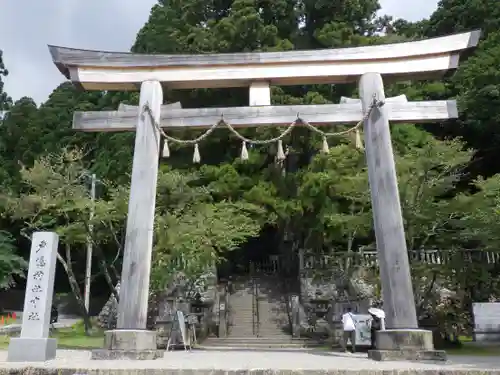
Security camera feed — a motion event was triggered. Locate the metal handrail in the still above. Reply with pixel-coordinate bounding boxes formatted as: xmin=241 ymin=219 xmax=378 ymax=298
xmin=215 ymin=282 xmax=231 ymax=338
xmin=252 ymin=277 xmax=260 ymax=337
xmin=249 ymin=262 xmax=260 ymax=337
xmin=224 ymin=283 xmax=231 ymax=337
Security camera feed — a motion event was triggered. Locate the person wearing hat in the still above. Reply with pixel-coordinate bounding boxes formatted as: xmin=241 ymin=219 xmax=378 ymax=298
xmin=368 ymin=306 xmax=385 ymax=350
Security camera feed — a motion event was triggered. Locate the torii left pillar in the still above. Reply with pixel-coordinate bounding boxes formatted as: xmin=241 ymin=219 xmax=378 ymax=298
xmin=92 ymin=80 xmax=163 ymax=360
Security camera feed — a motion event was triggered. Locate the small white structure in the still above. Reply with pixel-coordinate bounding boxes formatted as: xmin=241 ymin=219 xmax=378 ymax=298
xmin=473 ymin=302 xmax=500 ymax=342
xmin=353 ymin=314 xmax=372 ymax=346
xmin=8 ymin=232 xmax=59 ymax=362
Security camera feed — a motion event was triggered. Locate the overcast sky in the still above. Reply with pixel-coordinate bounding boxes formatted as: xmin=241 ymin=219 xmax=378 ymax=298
xmin=0 ymin=0 xmax=439 ymax=104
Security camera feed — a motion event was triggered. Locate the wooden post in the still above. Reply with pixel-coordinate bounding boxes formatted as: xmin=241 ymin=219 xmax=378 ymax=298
xmin=116 ymin=80 xmax=163 ymax=329
xmin=359 ymin=72 xmax=418 ymax=330
xmin=249 ymin=82 xmax=271 ymax=106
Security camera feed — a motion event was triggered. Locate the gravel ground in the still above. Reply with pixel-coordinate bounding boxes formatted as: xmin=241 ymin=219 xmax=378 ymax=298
xmin=0 ymin=349 xmax=499 ymax=373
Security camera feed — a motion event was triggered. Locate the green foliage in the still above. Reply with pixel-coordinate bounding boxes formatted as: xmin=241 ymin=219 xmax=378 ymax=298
xmin=297 ymin=145 xmax=371 ymax=251
xmin=426 ymin=0 xmax=499 ymax=38
xmin=397 ymin=135 xmax=473 ymax=249
xmin=0 ymin=230 xmax=27 ymax=289
xmin=0 ymin=50 xmax=11 ymax=112
xmin=5 ymin=149 xmax=116 ymax=245
xmin=3 ymin=149 xmax=128 ymax=327
xmin=151 ymin=169 xmax=264 ymax=292
xmin=453 ymin=32 xmax=500 ymax=155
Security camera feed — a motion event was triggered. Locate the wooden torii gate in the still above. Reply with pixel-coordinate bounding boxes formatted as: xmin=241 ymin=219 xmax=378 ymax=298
xmin=49 ymin=30 xmax=480 ymax=361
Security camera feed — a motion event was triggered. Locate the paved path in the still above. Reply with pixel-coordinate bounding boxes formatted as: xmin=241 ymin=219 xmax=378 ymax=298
xmin=0 ymin=349 xmax=499 ymax=373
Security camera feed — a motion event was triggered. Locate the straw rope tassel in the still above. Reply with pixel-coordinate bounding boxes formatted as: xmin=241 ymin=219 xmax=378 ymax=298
xmin=355 ymin=128 xmax=364 ymax=150
xmin=321 ymin=136 xmax=329 ymax=153
xmin=240 ymin=141 xmax=249 ymax=161
xmin=277 ymin=139 xmax=286 ymax=161
xmin=193 ymin=143 xmax=201 ymax=163
xmin=162 ymin=139 xmax=170 ymax=158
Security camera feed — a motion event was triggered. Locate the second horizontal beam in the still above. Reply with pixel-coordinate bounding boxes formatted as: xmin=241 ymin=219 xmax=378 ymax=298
xmin=73 ymin=101 xmax=458 ymax=132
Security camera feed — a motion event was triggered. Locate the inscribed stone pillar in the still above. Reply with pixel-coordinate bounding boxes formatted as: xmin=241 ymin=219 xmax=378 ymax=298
xmin=8 ymin=232 xmax=59 ymax=362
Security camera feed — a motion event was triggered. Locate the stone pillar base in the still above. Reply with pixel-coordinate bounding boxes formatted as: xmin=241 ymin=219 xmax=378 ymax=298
xmin=7 ymin=337 xmax=57 ymax=362
xmin=91 ymin=329 xmax=163 ymax=360
xmin=368 ymin=329 xmax=447 ymax=362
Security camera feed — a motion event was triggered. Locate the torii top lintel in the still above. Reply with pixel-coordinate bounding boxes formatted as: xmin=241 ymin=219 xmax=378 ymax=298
xmin=48 ymin=30 xmax=480 ymax=91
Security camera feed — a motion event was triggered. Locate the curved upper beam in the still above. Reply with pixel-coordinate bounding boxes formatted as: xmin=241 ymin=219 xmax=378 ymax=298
xmin=48 ymin=30 xmax=480 ymax=91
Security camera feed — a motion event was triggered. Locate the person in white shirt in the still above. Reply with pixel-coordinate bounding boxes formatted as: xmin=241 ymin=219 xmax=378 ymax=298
xmin=341 ymin=307 xmax=356 ymax=353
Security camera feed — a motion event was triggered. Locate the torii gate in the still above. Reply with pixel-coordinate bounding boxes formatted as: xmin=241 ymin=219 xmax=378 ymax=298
xmin=49 ymin=30 xmax=480 ymax=361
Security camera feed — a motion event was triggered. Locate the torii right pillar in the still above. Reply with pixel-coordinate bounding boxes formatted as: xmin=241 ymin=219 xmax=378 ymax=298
xmin=359 ymin=72 xmax=446 ymax=361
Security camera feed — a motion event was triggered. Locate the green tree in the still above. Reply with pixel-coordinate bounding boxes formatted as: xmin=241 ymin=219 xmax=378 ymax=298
xmin=417 ymin=0 xmax=500 ymax=177
xmin=0 ymin=50 xmax=11 ymax=111
xmin=452 ymin=32 xmax=500 ymax=177
xmin=5 ymin=149 xmax=128 ymax=332
xmin=151 ymin=168 xmax=265 ymax=294
xmin=0 ymin=50 xmax=13 ymax=191
xmin=0 ymin=230 xmax=27 ymax=290
xmin=426 ymin=0 xmax=499 ymax=38
xmin=396 ymin=131 xmax=473 ymax=250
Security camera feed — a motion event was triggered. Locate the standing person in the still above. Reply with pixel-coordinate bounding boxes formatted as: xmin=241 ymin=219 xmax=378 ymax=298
xmin=368 ymin=306 xmax=385 ymax=350
xmin=369 ymin=312 xmax=381 ymax=349
xmin=50 ymin=303 xmax=58 ymax=324
xmin=341 ymin=307 xmax=357 ymax=353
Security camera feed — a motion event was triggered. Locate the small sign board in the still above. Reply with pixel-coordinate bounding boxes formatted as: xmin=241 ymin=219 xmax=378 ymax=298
xmin=176 ymin=310 xmax=188 ymax=347
xmin=473 ymin=302 xmax=500 ymax=342
xmin=353 ymin=314 xmax=372 ymax=347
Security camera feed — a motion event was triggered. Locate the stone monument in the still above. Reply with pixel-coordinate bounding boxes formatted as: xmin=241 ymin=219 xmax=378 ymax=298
xmin=8 ymin=232 xmax=59 ymax=362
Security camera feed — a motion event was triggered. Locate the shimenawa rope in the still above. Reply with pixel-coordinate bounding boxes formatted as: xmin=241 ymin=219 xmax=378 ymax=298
xmin=143 ymin=96 xmax=383 ymax=163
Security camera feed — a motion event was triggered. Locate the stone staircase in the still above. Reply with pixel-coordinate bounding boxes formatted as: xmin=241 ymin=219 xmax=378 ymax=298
xmin=201 ymin=277 xmax=309 ymax=349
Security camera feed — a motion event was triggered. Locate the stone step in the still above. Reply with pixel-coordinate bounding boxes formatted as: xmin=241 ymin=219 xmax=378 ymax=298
xmin=230 ymin=325 xmax=286 ymax=331
xmin=204 ymin=338 xmax=298 ymax=345
xmin=230 ymin=323 xmax=283 ymax=327
xmin=229 ymin=332 xmax=289 ymax=337
xmin=229 ymin=329 xmax=287 ymax=334
xmin=229 ymin=325 xmax=284 ymax=328
xmin=231 ymin=311 xmax=284 ymax=315
xmin=230 ymin=323 xmax=286 ymax=328
xmin=199 ymin=338 xmax=314 ymax=349
xmin=203 ymin=337 xmax=296 ymax=346
xmin=229 ymin=333 xmax=289 ymax=338
xmin=196 ymin=345 xmax=313 ymax=351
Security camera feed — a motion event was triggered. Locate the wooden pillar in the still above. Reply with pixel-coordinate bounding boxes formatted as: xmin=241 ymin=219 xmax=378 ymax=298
xmin=249 ymin=81 xmax=271 ymax=106
xmin=117 ymin=80 xmax=163 ymax=329
xmin=359 ymin=72 xmax=418 ymax=329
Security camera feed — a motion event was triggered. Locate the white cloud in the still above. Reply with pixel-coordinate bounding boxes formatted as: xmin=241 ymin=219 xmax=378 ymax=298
xmin=0 ymin=0 xmax=439 ymax=104
xmin=1 ymin=0 xmax=157 ymax=104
